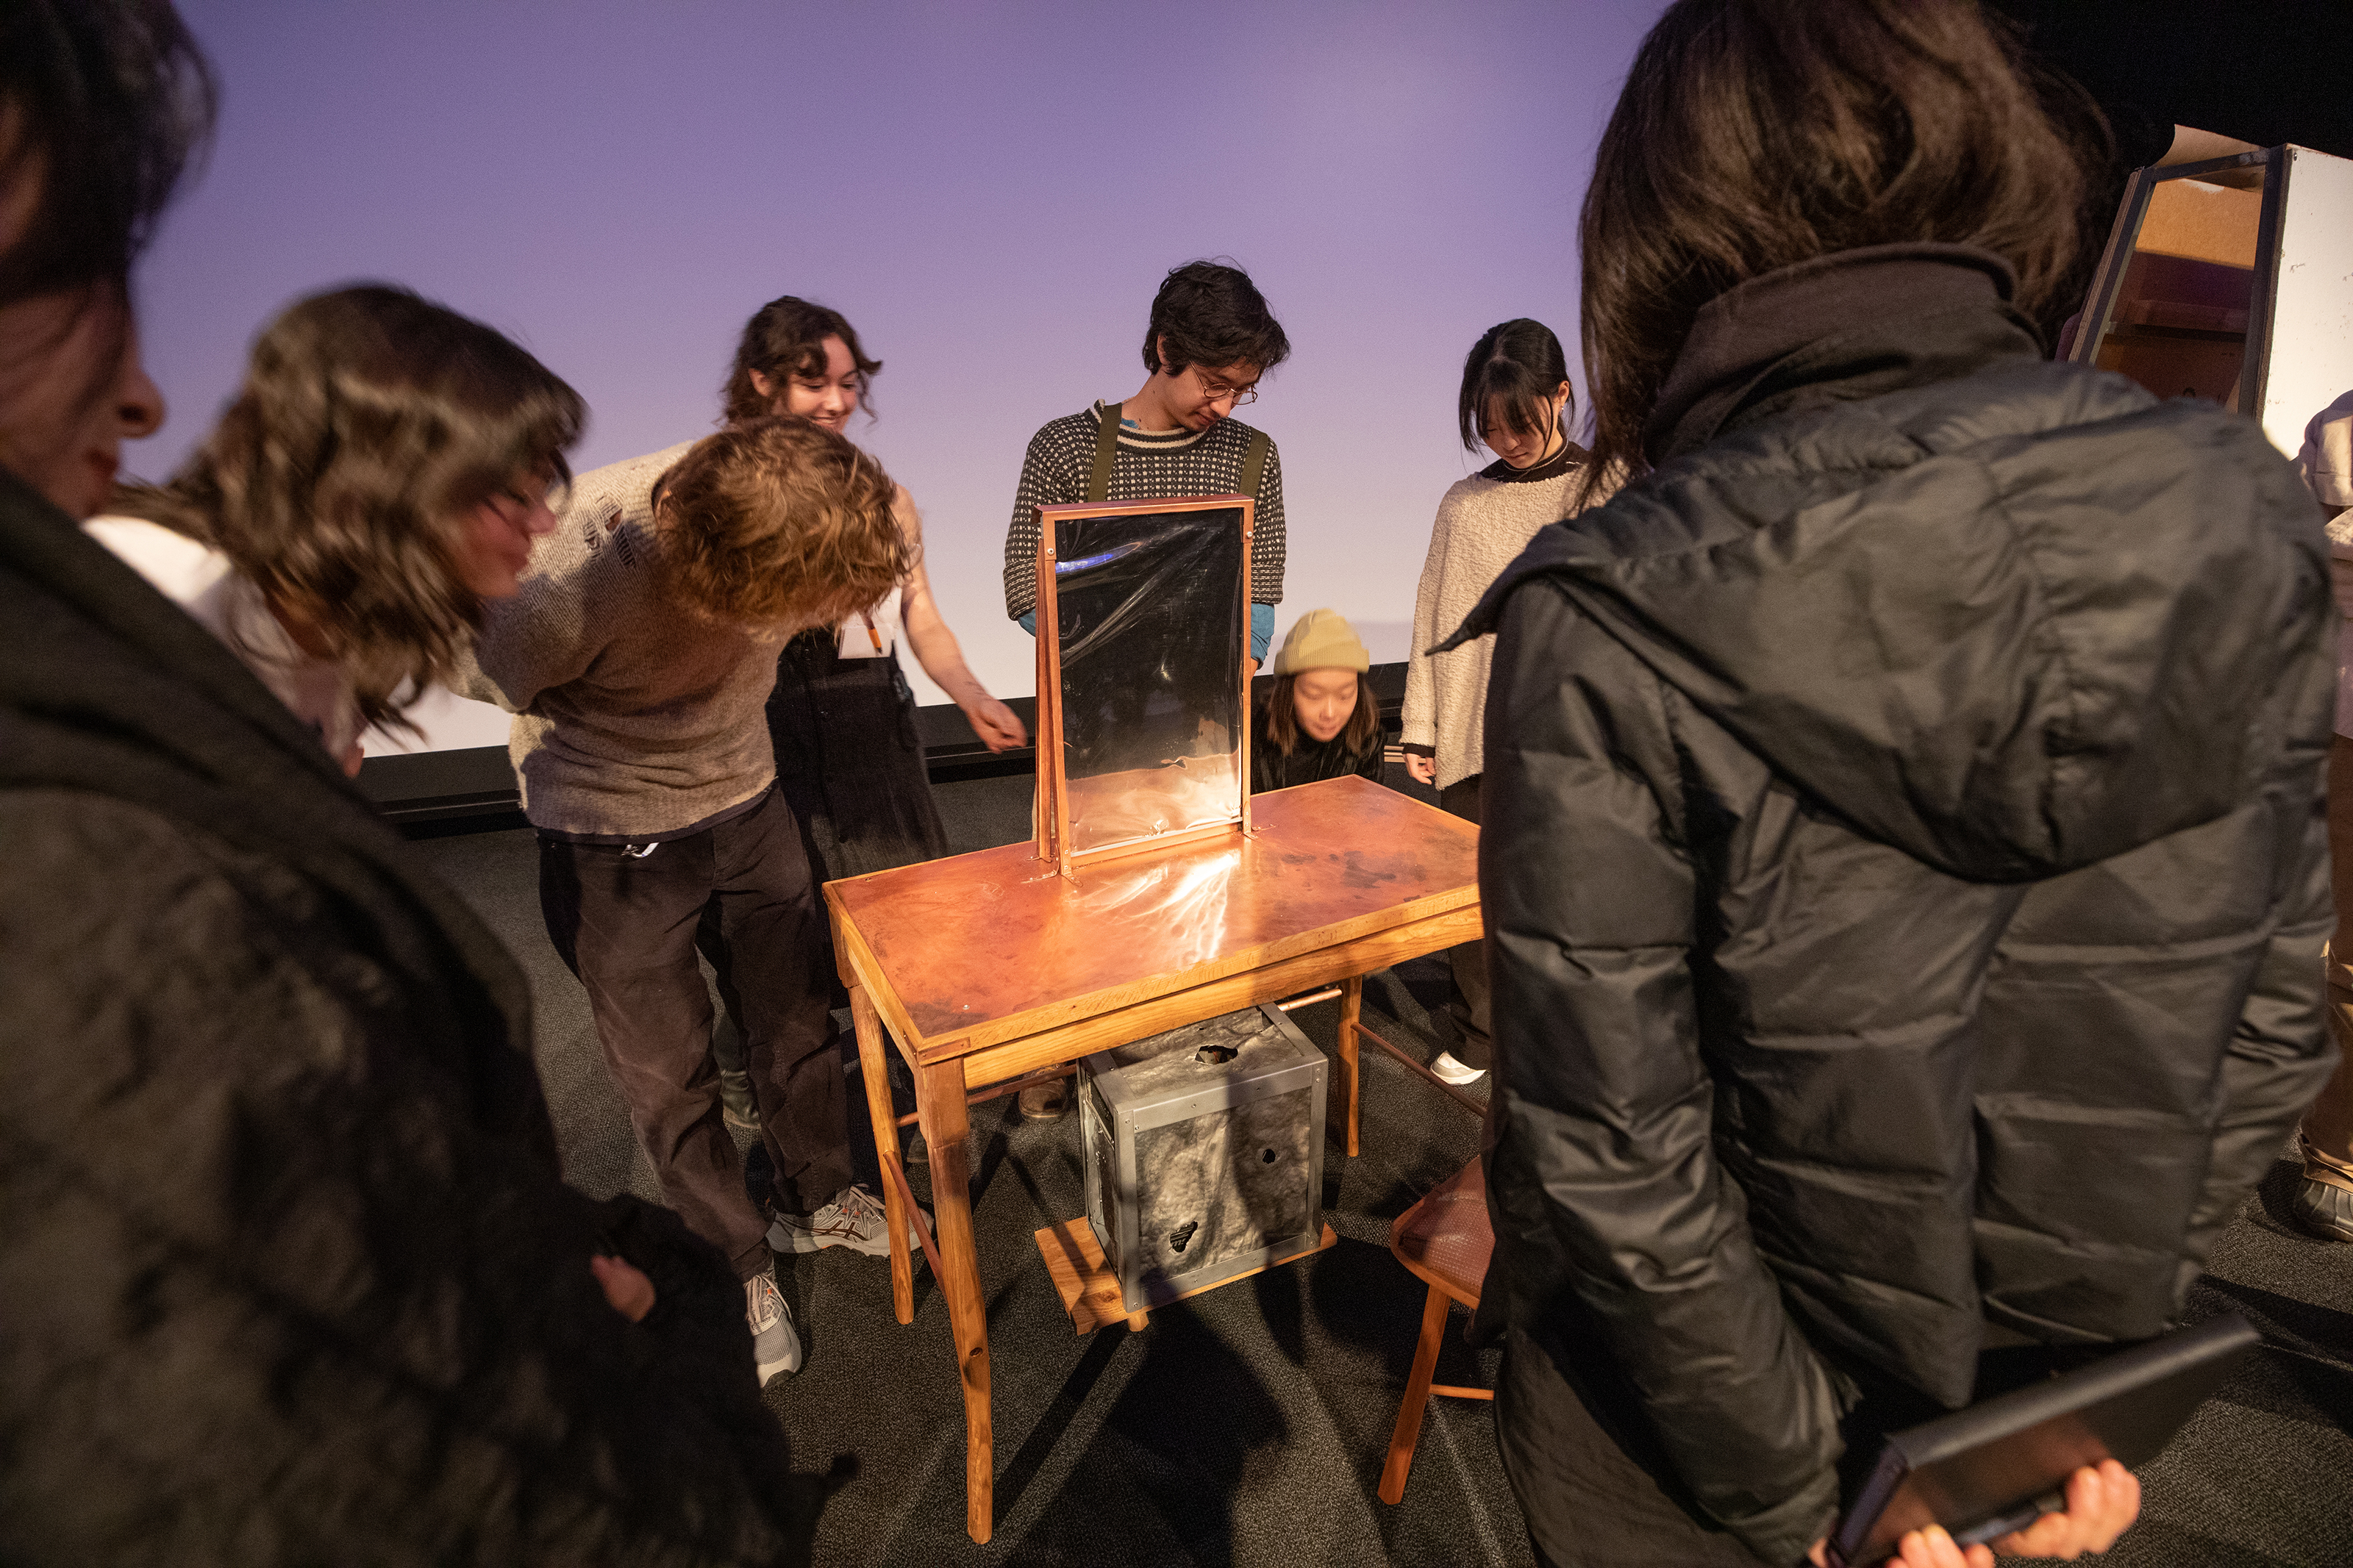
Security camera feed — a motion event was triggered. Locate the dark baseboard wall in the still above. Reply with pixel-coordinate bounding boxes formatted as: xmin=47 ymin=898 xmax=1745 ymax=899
xmin=363 ymin=662 xmax=1410 ymax=835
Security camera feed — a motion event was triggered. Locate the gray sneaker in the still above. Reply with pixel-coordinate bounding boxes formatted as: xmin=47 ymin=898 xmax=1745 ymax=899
xmin=768 ymin=1184 xmax=923 ymax=1259
xmin=746 ymin=1274 xmax=801 ymax=1383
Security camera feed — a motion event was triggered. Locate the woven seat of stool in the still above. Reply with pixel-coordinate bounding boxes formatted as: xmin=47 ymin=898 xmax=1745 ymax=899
xmin=1390 ymin=1156 xmax=1491 ymax=1310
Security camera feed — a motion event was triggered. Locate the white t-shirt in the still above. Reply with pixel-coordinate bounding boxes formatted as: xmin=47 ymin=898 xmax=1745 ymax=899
xmin=84 ymin=515 xmax=366 ymax=767
xmin=2296 ymin=393 xmax=2353 ymax=739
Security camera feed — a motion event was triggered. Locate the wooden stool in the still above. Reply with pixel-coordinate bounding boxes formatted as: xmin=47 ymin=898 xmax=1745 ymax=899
xmin=1377 ymin=1155 xmax=1494 ymax=1504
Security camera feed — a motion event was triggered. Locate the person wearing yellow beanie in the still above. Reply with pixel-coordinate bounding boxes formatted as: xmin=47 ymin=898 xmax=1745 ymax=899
xmin=1252 ymin=609 xmax=1384 ymax=793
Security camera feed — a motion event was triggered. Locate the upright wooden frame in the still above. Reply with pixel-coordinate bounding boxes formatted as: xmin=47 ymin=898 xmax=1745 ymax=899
xmin=1032 ymin=493 xmax=1255 ymax=878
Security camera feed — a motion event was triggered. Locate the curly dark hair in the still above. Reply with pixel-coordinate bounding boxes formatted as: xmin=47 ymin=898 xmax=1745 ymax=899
xmin=1577 ymin=0 xmax=2096 ymax=501
xmin=1141 ymin=260 xmax=1291 ymax=379
xmin=721 ymin=296 xmax=881 ymax=427
xmin=655 ymin=415 xmax=913 ymax=633
xmin=1458 ymin=318 xmax=1572 ymax=451
xmin=115 ymin=284 xmax=585 ymax=728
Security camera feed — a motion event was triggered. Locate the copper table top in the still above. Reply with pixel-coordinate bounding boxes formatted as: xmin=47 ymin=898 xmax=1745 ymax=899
xmin=826 ymin=775 xmax=1479 ymax=1053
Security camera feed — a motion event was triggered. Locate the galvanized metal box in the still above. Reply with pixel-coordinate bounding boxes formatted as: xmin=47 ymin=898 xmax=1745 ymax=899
xmin=1079 ymin=1003 xmax=1327 ymax=1313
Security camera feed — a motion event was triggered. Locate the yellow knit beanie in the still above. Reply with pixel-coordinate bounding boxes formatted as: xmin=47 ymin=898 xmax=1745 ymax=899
xmin=1271 ymin=609 xmax=1371 ymax=675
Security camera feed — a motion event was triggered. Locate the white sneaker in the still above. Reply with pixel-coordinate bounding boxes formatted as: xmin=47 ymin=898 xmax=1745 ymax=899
xmin=1431 ymin=1050 xmax=1487 ymax=1086
xmin=746 ymin=1274 xmax=801 ymax=1383
xmin=768 ymin=1184 xmax=925 ymax=1259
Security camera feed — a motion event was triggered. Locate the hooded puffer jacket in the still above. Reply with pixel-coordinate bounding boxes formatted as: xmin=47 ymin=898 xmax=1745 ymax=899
xmin=1457 ymin=246 xmax=2338 ymax=1564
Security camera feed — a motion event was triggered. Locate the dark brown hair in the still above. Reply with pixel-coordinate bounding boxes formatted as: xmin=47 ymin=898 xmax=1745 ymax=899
xmin=0 ymin=0 xmax=213 ymax=309
xmin=656 ymin=415 xmax=912 ymax=631
xmin=118 ymin=284 xmax=585 ymax=728
xmin=721 ymin=296 xmax=880 ymax=427
xmin=1143 ymin=260 xmax=1291 ymax=379
xmin=0 ymin=0 xmax=213 ymax=482
xmin=1577 ymin=0 xmax=2092 ymax=498
xmin=1460 ymin=318 xmax=1572 ymax=451
xmin=1259 ymin=671 xmax=1377 ymax=759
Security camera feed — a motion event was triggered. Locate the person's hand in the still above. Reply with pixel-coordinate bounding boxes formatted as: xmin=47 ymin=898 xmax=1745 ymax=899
xmin=961 ymin=693 xmax=1028 ymax=752
xmin=1984 ymin=1461 xmax=2140 ymax=1561
xmin=1405 ymin=753 xmax=1436 ymax=786
xmin=1805 ymin=1461 xmax=2141 ymax=1568
xmin=590 ymin=1254 xmax=656 ymax=1322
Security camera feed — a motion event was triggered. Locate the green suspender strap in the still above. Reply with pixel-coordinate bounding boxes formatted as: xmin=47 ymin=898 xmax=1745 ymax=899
xmin=1239 ymin=430 xmax=1269 ymax=509
xmin=1086 ymin=403 xmax=1122 ymax=503
xmin=1088 ymin=405 xmax=1269 ymax=510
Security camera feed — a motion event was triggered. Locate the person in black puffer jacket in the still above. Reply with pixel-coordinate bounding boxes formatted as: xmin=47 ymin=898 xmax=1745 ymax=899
xmin=1454 ymin=4 xmax=2340 ymax=1567
xmin=1 ymin=5 xmax=817 ymax=1564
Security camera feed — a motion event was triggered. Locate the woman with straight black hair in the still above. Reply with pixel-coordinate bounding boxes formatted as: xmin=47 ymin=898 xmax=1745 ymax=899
xmin=1458 ymin=2 xmax=2335 ymax=1565
xmin=1400 ymin=317 xmax=1603 ymax=1085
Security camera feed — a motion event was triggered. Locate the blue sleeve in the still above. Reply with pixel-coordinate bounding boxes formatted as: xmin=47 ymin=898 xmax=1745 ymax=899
xmin=1018 ymin=611 xmax=1035 ymax=636
xmin=1252 ymin=603 xmax=1274 ymax=662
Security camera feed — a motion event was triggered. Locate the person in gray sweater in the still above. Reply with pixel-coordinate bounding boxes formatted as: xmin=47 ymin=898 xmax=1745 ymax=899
xmin=468 ymin=416 xmax=910 ymax=1381
xmin=1400 ymin=318 xmax=1607 ymax=1086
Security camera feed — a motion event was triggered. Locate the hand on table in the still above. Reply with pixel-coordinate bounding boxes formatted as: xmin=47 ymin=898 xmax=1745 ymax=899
xmin=590 ymin=1254 xmax=656 ymax=1322
xmin=960 ymin=693 xmax=1028 ymax=753
xmin=1807 ymin=1461 xmax=2140 ymax=1567
xmin=1405 ymin=753 xmax=1436 ymax=786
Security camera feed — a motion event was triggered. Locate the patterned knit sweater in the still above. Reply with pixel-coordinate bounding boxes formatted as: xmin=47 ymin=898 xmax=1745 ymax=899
xmin=1401 ymin=443 xmax=1602 ymax=792
xmin=1001 ymin=401 xmax=1285 ymax=620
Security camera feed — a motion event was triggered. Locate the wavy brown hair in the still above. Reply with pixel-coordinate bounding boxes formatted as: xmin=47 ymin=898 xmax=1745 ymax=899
xmin=1577 ymin=0 xmax=2095 ymax=500
xmin=1259 ymin=673 xmax=1378 ymax=759
xmin=721 ymin=296 xmax=880 ymax=427
xmin=117 ymin=284 xmax=584 ymax=727
xmin=654 ymin=415 xmax=911 ymax=632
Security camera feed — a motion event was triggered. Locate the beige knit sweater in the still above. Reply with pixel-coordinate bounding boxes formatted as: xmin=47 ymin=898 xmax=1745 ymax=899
xmin=1401 ymin=457 xmax=1602 ymax=792
xmin=465 ymin=442 xmax=796 ymax=840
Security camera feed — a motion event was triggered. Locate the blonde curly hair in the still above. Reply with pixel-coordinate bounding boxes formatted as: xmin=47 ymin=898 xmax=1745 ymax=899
xmin=654 ymin=415 xmax=912 ymax=632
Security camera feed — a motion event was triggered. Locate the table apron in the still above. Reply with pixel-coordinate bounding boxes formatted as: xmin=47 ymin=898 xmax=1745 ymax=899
xmin=946 ymin=903 xmax=1483 ymax=1092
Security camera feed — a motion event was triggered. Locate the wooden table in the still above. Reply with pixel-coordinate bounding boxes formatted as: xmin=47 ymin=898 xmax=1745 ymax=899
xmin=824 ymin=774 xmax=1481 ymax=1543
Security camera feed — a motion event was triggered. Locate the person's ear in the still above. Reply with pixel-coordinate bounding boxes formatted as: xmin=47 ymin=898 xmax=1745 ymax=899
xmin=1155 ymin=334 xmax=1175 ymax=379
xmin=749 ymin=368 xmax=774 ymax=400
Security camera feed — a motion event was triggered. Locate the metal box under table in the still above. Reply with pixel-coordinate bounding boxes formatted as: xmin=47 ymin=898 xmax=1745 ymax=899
xmin=1079 ymin=1003 xmax=1328 ymax=1313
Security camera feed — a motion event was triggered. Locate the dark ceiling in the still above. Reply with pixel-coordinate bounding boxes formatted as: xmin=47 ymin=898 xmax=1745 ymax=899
xmin=1993 ymin=0 xmax=2353 ymax=159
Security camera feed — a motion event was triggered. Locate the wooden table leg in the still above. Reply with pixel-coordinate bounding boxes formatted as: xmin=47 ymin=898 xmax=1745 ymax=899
xmin=849 ymin=986 xmax=914 ymax=1325
xmin=916 ymin=1056 xmax=993 ymax=1544
xmin=1337 ymin=973 xmax=1363 ymax=1157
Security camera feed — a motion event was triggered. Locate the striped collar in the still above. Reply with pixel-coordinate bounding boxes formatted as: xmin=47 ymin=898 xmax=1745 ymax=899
xmin=1093 ymin=398 xmax=1213 ymax=451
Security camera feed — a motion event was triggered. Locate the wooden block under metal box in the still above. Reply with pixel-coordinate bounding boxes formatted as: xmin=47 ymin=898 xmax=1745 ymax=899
xmin=1079 ymin=1004 xmax=1327 ymax=1314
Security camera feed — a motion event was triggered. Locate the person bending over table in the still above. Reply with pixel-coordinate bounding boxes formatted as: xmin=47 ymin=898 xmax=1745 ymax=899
xmin=1460 ymin=1 xmax=2335 ymax=1564
xmin=468 ymin=416 xmax=913 ymax=1382
xmin=1252 ymin=609 xmax=1383 ymax=793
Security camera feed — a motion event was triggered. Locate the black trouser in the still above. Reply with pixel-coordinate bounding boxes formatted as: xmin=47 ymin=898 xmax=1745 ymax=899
xmin=1440 ymin=775 xmax=1492 ymax=1070
xmin=538 ymin=787 xmax=847 ymax=1281
xmin=1499 ymin=1327 xmax=1772 ymax=1567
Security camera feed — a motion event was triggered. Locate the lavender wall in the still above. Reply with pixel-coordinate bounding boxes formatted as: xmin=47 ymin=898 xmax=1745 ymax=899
xmin=130 ymin=0 xmax=1666 ymax=751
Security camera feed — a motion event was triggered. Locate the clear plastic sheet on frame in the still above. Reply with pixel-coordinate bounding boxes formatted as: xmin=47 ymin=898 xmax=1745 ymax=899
xmin=1052 ymin=505 xmax=1246 ymax=856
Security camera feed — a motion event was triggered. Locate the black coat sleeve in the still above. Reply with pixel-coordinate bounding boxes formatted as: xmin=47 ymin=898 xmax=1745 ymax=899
xmin=0 ymin=793 xmax=808 ymax=1567
xmin=1480 ymin=582 xmax=1846 ymax=1565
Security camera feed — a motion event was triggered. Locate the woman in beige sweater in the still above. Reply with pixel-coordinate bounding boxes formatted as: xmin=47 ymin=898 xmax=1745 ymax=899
xmin=1402 ymin=318 xmax=1605 ymax=1083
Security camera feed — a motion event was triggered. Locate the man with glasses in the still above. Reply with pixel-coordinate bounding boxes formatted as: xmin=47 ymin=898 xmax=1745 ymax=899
xmin=1001 ymin=259 xmax=1292 ymax=667
xmin=998 ymin=258 xmax=1293 ymax=1120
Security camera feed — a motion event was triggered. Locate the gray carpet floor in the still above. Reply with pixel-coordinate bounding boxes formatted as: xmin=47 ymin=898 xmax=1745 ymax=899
xmin=410 ymin=768 xmax=2352 ymax=1567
